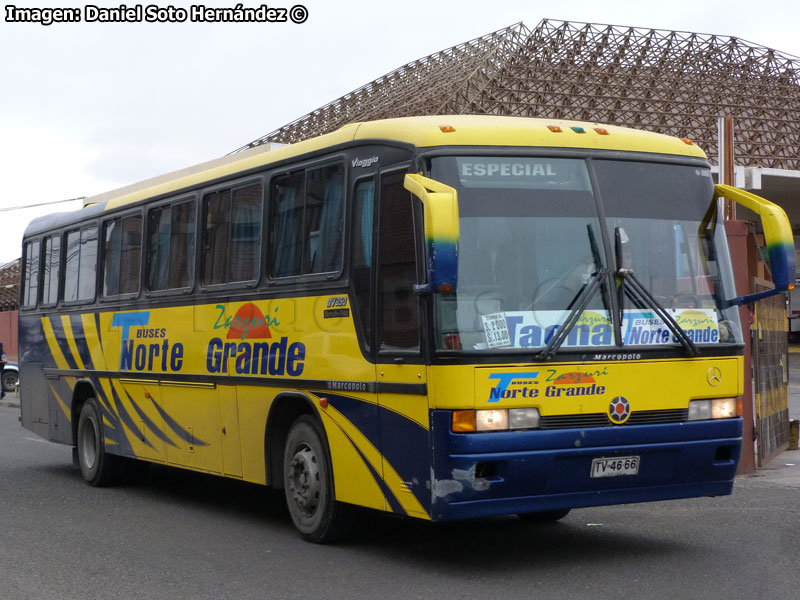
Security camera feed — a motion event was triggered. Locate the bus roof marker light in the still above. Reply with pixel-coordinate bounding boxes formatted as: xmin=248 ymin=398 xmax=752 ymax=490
xmin=680 ymin=137 xmax=694 ymax=145
xmin=593 ymin=128 xmax=609 ymax=135
xmin=547 ymin=125 xmax=562 ymax=132
xmin=439 ymin=125 xmax=456 ymax=133
xmin=570 ymin=126 xmax=586 ymax=134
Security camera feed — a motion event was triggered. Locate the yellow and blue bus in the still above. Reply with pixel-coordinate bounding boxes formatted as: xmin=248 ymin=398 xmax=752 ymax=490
xmin=18 ymin=116 xmax=794 ymax=542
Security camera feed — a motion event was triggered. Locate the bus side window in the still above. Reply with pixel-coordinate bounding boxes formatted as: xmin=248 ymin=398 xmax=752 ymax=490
xmin=271 ymin=165 xmax=344 ymax=279
xmin=271 ymin=173 xmax=304 ymax=278
xmin=64 ymin=226 xmax=98 ymax=303
xmin=147 ymin=200 xmax=196 ymax=291
xmin=202 ymin=183 xmax=262 ymax=285
xmin=305 ymin=165 xmax=344 ymax=274
xmin=377 ymin=171 xmax=420 ymax=353
xmin=352 ymin=179 xmax=374 ymax=351
xmin=21 ymin=239 xmax=40 ymax=308
xmin=103 ymin=214 xmax=142 ymax=297
xmin=41 ymin=235 xmax=61 ymax=307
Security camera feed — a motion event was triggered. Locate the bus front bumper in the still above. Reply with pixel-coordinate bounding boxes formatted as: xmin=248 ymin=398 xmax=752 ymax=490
xmin=429 ymin=411 xmax=742 ymax=521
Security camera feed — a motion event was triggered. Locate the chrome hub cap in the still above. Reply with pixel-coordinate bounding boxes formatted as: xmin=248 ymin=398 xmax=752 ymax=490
xmin=287 ymin=443 xmax=321 ymax=516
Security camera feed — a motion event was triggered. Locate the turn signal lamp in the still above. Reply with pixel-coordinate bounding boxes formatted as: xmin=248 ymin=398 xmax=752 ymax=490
xmin=452 ymin=410 xmax=477 ymax=432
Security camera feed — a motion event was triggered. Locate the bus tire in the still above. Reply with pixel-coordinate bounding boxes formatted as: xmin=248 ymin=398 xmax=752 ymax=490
xmin=283 ymin=415 xmax=352 ymax=543
xmin=516 ymin=509 xmax=571 ymax=523
xmin=77 ymin=396 xmax=122 ymax=487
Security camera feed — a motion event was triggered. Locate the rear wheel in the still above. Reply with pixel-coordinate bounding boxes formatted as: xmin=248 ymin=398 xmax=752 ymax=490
xmin=283 ymin=415 xmax=353 ymax=543
xmin=77 ymin=397 xmax=122 ymax=486
xmin=517 ymin=509 xmax=571 ymax=523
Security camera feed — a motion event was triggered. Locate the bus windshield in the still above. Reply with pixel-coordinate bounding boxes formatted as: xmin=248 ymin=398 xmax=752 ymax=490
xmin=429 ymin=156 xmax=743 ymax=353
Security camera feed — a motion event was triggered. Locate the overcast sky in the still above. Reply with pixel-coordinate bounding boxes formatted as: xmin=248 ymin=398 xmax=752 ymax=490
xmin=2 ymin=0 xmax=799 ymax=264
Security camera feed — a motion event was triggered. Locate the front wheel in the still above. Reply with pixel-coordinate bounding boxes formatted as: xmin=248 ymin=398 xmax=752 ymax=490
xmin=283 ymin=415 xmax=353 ymax=543
xmin=77 ymin=397 xmax=122 ymax=486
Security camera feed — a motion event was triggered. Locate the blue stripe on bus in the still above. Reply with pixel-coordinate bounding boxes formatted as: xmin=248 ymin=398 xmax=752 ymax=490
xmin=123 ymin=388 xmax=178 ymax=447
xmin=87 ymin=377 xmax=123 ymax=447
xmin=320 ymin=393 xmax=382 ymax=447
xmin=107 ymin=380 xmax=153 ymax=451
xmin=94 ymin=313 xmax=105 ymax=356
xmin=320 ymin=392 xmax=431 ymax=513
xmin=345 ymin=433 xmax=406 ymax=515
xmin=149 ymin=398 xmax=209 ymax=447
xmin=70 ymin=314 xmax=95 ymax=370
xmin=48 ymin=316 xmax=79 ymax=370
xmin=378 ymin=407 xmax=432 ymax=513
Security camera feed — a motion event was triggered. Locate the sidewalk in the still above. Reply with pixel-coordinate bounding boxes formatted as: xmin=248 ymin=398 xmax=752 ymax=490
xmin=0 ymin=388 xmax=19 ymax=408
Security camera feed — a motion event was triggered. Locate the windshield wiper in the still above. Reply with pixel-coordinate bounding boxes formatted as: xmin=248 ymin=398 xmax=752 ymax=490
xmin=537 ymin=268 xmax=608 ymax=360
xmin=538 ymin=224 xmax=609 ymax=360
xmin=614 ymin=227 xmax=700 ymax=357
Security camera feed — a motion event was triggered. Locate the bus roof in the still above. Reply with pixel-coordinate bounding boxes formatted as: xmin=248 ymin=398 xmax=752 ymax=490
xmin=25 ymin=115 xmax=706 ymax=235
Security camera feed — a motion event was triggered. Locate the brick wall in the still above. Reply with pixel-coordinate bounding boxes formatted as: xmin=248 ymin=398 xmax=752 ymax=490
xmin=0 ymin=311 xmax=18 ymax=359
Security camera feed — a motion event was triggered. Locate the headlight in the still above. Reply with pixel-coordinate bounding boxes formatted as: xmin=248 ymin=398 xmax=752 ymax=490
xmin=476 ymin=409 xmax=508 ymax=431
xmin=509 ymin=408 xmax=541 ymax=429
xmin=688 ymin=398 xmax=740 ymax=421
xmin=452 ymin=408 xmax=541 ymax=432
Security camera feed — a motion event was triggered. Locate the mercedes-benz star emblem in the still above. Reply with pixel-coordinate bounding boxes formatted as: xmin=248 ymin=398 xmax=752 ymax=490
xmin=707 ymin=367 xmax=722 ymax=387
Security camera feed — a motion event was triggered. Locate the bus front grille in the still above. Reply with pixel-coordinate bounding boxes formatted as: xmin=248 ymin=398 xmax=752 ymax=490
xmin=539 ymin=408 xmax=689 ymax=430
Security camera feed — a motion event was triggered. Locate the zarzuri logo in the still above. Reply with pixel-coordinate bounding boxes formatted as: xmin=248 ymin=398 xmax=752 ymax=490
xmin=352 ymin=156 xmax=379 ymax=168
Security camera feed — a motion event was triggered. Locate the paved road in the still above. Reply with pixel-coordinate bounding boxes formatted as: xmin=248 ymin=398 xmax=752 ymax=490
xmin=1 ymin=405 xmax=799 ymax=600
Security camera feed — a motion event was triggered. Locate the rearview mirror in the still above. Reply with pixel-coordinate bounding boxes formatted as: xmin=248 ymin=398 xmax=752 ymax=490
xmin=403 ymin=174 xmax=459 ymax=293
xmin=715 ymin=184 xmax=796 ymax=304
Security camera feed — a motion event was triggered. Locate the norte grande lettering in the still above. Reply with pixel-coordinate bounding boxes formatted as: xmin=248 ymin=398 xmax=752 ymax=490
xmin=121 ymin=338 xmax=185 ymax=371
xmin=207 ymin=337 xmax=305 ymax=376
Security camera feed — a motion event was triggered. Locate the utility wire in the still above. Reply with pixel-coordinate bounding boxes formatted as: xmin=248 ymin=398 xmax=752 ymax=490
xmin=0 ymin=196 xmax=86 ymax=213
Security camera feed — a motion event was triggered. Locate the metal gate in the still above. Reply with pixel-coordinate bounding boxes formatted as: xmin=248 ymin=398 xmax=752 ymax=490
xmin=751 ymin=279 xmax=790 ymax=466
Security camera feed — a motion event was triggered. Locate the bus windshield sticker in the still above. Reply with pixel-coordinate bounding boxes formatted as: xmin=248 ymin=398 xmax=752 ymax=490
xmin=455 ymin=157 xmax=591 ymax=190
xmin=482 ymin=312 xmax=512 ymax=348
xmin=482 ymin=308 xmax=719 ymax=349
